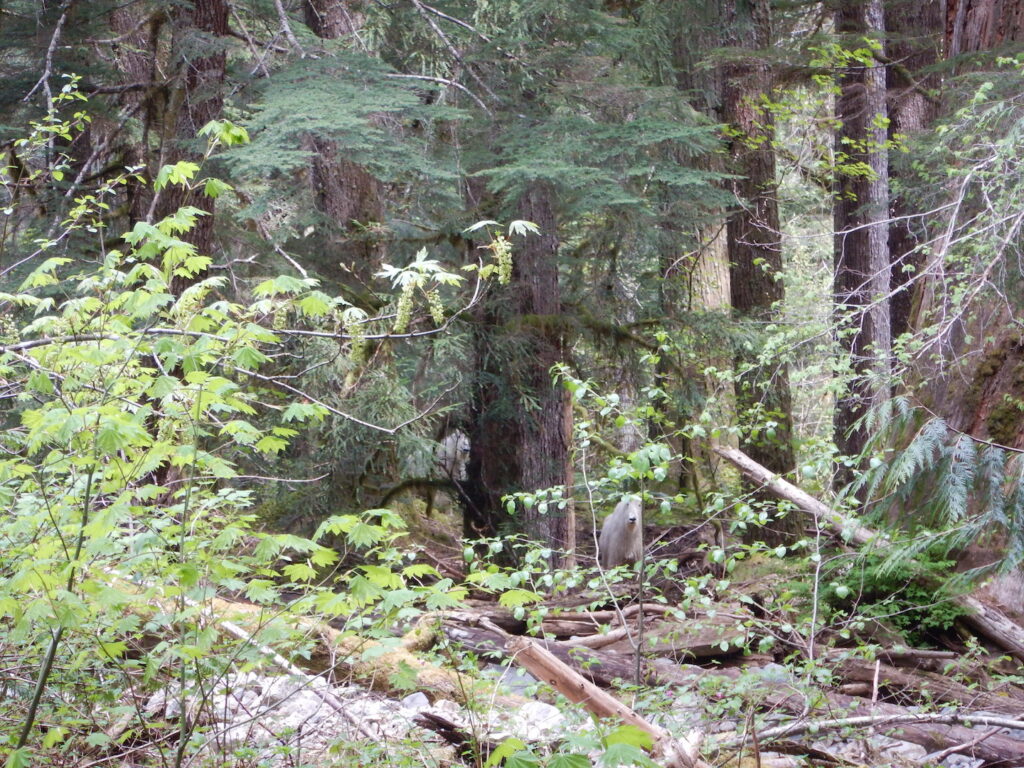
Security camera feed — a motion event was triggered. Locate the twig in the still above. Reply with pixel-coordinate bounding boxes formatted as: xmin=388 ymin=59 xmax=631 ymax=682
xmin=720 ymin=712 xmax=1024 ymax=749
xmin=926 ymin=728 xmax=1002 ymax=762
xmin=230 ymin=6 xmax=272 ymax=78
xmin=386 ymin=73 xmax=489 ymax=113
xmin=408 ymin=0 xmax=498 ymax=110
xmin=213 ymin=616 xmax=377 ymax=742
xmin=23 ymin=8 xmax=68 ymax=107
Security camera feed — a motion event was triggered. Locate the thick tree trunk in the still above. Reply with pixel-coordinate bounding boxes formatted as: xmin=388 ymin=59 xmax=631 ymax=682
xmin=463 ymin=186 xmax=573 ymax=566
xmin=514 ymin=186 xmax=574 ymax=563
xmin=722 ymin=0 xmax=798 ymax=545
xmin=108 ymin=2 xmax=165 ymax=226
xmin=832 ymin=0 xmax=891 ymax=489
xmin=301 ymin=0 xmax=384 ymax=289
xmin=909 ymin=0 xmax=1024 ymax=441
xmin=665 ymin=0 xmax=740 ymax=500
xmin=303 ymin=0 xmax=365 ymax=37
xmin=155 ymin=0 xmax=228 ymax=265
xmin=887 ymin=0 xmax=942 ymax=346
xmin=946 ymin=0 xmax=1024 ymax=63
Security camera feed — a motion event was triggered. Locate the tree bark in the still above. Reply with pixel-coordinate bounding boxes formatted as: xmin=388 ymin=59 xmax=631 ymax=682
xmin=666 ymin=0 xmax=740 ymax=500
xmin=155 ymin=0 xmax=229 ymax=266
xmin=946 ymin=0 xmax=1024 ymax=63
xmin=464 ymin=185 xmax=574 ymax=566
xmin=301 ymin=0 xmax=385 ymax=289
xmin=722 ymin=0 xmax=799 ymax=545
xmin=886 ymin=0 xmax=942 ymax=345
xmin=108 ymin=2 xmax=166 ymax=226
xmin=832 ymin=0 xmax=891 ymax=489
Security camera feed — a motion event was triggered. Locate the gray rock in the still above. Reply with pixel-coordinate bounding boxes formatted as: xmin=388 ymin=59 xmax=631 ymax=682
xmin=509 ymin=701 xmax=564 ymax=739
xmin=401 ymin=692 xmax=431 ymax=710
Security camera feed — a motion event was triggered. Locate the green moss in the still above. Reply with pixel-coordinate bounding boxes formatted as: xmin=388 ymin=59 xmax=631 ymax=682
xmin=987 ymin=397 xmax=1023 ymax=446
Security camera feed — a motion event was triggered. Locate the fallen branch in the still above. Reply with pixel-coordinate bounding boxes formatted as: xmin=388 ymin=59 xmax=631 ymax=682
xmin=495 ymin=622 xmax=708 ymax=768
xmin=720 ymin=711 xmax=1024 ymax=752
xmin=834 ymin=657 xmax=1024 ymax=715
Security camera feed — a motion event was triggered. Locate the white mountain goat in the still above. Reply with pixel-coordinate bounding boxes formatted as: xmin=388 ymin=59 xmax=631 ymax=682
xmin=435 ymin=430 xmax=470 ymax=481
xmin=598 ymin=497 xmax=643 ymax=568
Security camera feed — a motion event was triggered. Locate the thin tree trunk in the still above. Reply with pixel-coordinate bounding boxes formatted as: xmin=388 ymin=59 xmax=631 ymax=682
xmin=832 ymin=0 xmax=891 ymax=489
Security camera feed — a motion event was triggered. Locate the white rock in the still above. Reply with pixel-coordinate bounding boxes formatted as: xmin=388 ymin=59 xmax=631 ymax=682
xmin=402 ymin=692 xmax=431 ymax=710
xmin=509 ymin=701 xmax=564 ymax=739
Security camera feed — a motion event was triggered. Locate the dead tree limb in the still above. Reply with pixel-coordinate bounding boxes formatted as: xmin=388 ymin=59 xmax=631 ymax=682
xmin=506 ymin=634 xmax=709 ymax=768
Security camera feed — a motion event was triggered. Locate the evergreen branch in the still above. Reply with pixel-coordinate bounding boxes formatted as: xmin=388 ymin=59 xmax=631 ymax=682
xmin=387 ymin=73 xmax=489 ymax=112
xmin=230 ymin=363 xmax=461 ymax=435
xmin=409 ymin=0 xmax=498 ymax=111
xmin=872 ymin=51 xmax=942 ymax=107
xmin=776 ymin=145 xmax=831 ymax=192
xmin=230 ymin=5 xmax=274 ymax=77
xmin=416 ymin=2 xmax=491 ymax=41
xmin=915 ymin=401 xmax=1024 ymax=455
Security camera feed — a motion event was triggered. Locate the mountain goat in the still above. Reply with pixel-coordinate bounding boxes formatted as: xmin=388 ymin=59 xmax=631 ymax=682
xmin=598 ymin=498 xmax=643 ymax=569
xmin=435 ymin=430 xmax=470 ymax=481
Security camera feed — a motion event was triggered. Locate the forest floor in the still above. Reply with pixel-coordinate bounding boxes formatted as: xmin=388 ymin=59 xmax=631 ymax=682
xmin=141 ymin=499 xmax=1024 ymax=768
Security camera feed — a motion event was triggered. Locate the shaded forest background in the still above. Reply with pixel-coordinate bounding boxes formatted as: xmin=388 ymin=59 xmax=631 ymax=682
xmin=3 ymin=0 xmax=1024 ymax=764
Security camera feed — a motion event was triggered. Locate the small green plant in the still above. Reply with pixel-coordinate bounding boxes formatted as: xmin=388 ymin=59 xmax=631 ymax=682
xmin=822 ymin=550 xmax=967 ymax=646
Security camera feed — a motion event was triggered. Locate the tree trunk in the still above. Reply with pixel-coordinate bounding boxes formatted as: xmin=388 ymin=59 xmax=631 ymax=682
xmin=665 ymin=0 xmax=740 ymax=500
xmin=722 ymin=0 xmax=799 ymax=545
xmin=303 ymin=0 xmax=365 ymax=37
xmin=887 ymin=0 xmax=942 ymax=345
xmin=514 ymin=186 xmax=574 ymax=563
xmin=832 ymin=0 xmax=891 ymax=489
xmin=155 ymin=0 xmax=228 ymax=265
xmin=108 ymin=2 xmax=165 ymax=226
xmin=464 ymin=185 xmax=574 ymax=567
xmin=301 ymin=0 xmax=385 ymax=290
xmin=946 ymin=0 xmax=1024 ymax=63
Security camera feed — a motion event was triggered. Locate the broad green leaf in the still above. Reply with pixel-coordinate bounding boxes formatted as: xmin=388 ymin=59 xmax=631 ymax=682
xmin=498 ymin=588 xmax=543 ymax=609
xmin=283 ymin=562 xmax=317 ymax=582
xmin=605 ymin=725 xmax=653 ymax=749
xmin=486 ymin=738 xmax=528 ymax=768
xmin=550 ymin=755 xmax=592 ymax=768
xmin=601 ymin=743 xmax=654 ymax=768
xmin=402 ymin=563 xmax=440 ymax=579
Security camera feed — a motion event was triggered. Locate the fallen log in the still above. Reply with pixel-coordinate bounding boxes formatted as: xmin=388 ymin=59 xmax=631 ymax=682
xmin=442 ymin=619 xmax=674 ymax=688
xmin=673 ymin=664 xmax=1024 ymax=765
xmin=833 ymin=657 xmax=1024 ymax=715
xmin=713 ymin=444 xmax=1024 ymax=663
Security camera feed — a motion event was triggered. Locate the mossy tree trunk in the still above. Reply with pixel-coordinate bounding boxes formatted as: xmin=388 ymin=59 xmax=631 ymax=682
xmin=464 ymin=184 xmax=574 ymax=567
